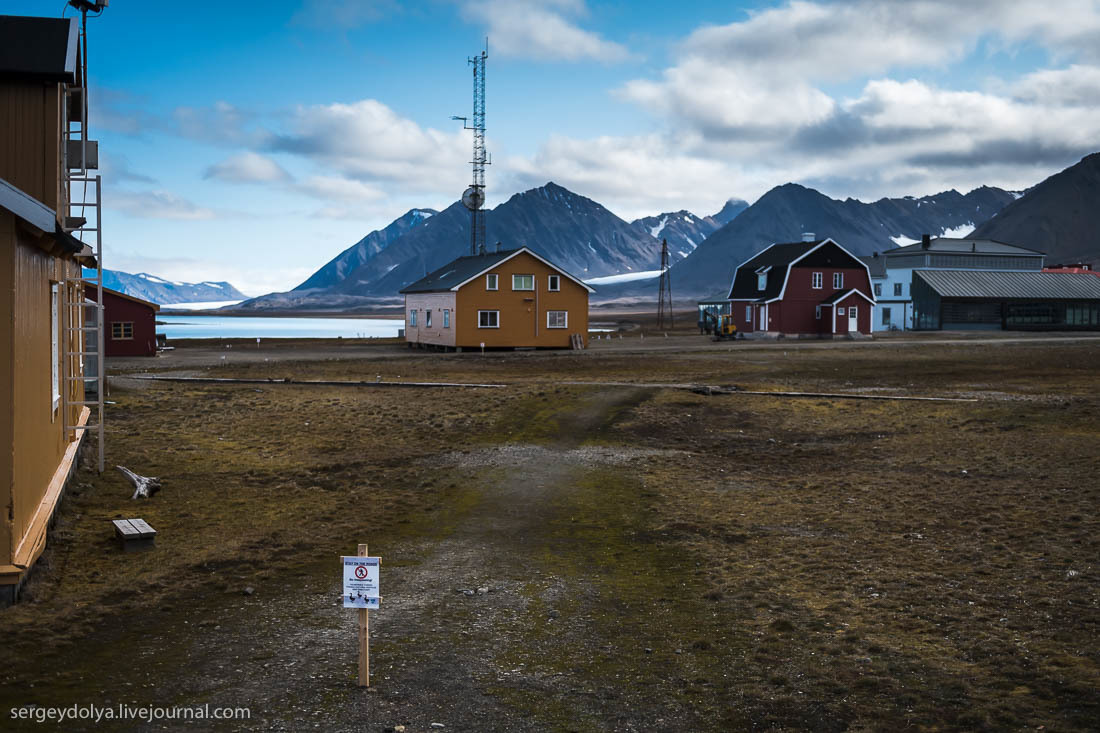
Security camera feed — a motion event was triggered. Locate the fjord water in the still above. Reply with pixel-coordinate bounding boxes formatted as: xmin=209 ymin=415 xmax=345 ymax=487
xmin=157 ymin=315 xmax=403 ymax=340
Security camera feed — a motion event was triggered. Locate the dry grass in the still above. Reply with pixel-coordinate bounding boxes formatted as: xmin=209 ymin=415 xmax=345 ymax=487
xmin=1 ymin=336 xmax=1097 ymax=731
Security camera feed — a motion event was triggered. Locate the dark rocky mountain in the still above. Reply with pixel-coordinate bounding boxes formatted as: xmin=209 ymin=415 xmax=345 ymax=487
xmin=632 ymin=210 xmax=724 ymax=264
xmin=95 ymin=270 xmax=246 ymax=305
xmin=664 ymin=183 xmax=1017 ymax=297
xmin=969 ymin=153 xmax=1100 ymax=266
xmin=293 ymin=208 xmax=437 ymax=291
xmin=237 ymin=182 xmax=674 ymax=308
xmin=711 ymin=198 xmax=750 ymax=226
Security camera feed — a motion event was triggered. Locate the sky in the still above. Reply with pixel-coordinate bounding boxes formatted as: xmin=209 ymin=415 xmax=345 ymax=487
xmin=8 ymin=0 xmax=1100 ymax=295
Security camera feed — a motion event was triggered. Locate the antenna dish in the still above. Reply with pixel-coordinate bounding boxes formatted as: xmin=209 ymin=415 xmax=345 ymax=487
xmin=462 ymin=186 xmax=484 ymax=211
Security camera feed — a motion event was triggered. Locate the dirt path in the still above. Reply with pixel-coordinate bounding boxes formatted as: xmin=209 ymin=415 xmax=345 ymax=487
xmin=132 ymin=387 xmax=700 ymax=732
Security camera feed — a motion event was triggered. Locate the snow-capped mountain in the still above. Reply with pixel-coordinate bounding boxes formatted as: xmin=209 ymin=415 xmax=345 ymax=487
xmin=631 ymin=202 xmax=747 ymax=264
xmin=94 ymin=270 xmax=247 ymax=305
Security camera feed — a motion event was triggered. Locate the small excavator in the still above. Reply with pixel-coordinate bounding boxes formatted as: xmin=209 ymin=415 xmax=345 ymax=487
xmin=703 ymin=311 xmax=739 ymax=341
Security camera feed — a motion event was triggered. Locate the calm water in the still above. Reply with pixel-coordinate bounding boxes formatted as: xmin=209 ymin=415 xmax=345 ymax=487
xmin=157 ymin=315 xmax=403 ymax=340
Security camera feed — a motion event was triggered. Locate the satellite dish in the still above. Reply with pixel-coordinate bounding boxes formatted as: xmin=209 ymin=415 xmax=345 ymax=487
xmin=462 ymin=186 xmax=484 ymax=211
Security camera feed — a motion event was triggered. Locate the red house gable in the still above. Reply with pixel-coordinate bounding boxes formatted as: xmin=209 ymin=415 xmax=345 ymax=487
xmin=727 ymin=238 xmax=875 ymax=335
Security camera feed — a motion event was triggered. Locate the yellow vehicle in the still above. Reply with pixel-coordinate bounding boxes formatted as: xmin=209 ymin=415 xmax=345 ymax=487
xmin=703 ymin=311 xmax=739 ymax=341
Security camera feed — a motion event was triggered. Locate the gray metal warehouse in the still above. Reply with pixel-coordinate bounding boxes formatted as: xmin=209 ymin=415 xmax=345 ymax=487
xmin=911 ymin=270 xmax=1100 ymax=330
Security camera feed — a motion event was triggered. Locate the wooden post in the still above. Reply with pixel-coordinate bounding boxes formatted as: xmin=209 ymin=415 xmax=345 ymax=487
xmin=358 ymin=542 xmax=369 ymax=687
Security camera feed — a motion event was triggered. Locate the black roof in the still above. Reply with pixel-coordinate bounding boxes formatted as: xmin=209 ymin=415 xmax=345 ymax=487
xmin=728 ymin=241 xmax=821 ymax=300
xmin=399 ymin=249 xmax=525 ymax=294
xmin=859 ymin=255 xmax=886 ymax=278
xmin=0 ymin=15 xmax=78 ymax=83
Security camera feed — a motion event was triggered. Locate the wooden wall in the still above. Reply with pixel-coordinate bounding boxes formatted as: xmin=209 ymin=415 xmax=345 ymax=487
xmin=0 ymin=81 xmax=63 ymax=210
xmin=455 ymin=251 xmax=589 ymax=349
xmin=1 ymin=213 xmax=84 ymax=577
xmin=404 ymin=292 xmax=457 ymax=348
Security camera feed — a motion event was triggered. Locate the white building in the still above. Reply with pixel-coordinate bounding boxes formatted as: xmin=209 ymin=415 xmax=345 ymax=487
xmin=862 ymin=235 xmax=1045 ymax=331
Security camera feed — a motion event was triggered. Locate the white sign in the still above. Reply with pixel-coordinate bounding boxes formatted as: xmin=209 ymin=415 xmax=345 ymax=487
xmin=342 ymin=556 xmax=380 ymax=609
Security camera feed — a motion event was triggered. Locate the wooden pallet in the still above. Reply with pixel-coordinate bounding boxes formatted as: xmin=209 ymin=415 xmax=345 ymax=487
xmin=113 ymin=518 xmax=157 ymax=552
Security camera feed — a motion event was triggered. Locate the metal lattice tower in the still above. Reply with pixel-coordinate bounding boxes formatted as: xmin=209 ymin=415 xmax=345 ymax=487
xmin=657 ymin=238 xmax=673 ymax=330
xmin=454 ymin=43 xmax=489 ymax=255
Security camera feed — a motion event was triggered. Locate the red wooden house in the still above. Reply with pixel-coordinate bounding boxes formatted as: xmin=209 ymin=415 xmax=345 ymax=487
xmin=728 ymin=237 xmax=875 ymax=336
xmin=86 ymin=284 xmax=159 ymax=357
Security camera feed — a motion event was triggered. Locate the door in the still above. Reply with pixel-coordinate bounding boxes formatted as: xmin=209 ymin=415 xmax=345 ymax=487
xmin=848 ymin=305 xmax=858 ymax=332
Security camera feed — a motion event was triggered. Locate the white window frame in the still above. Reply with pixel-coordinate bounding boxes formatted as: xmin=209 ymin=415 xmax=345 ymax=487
xmin=815 ymin=305 xmax=822 ymax=320
xmin=745 ymin=305 xmax=751 ymax=321
xmin=812 ymin=272 xmax=823 ymax=289
xmin=548 ymin=274 xmax=560 ymax=292
xmin=546 ymin=310 xmax=568 ymax=329
xmin=512 ymin=274 xmax=534 ymax=291
xmin=443 ymin=309 xmax=450 ymax=328
xmin=873 ymin=283 xmax=882 ymax=297
xmin=894 ymin=282 xmax=903 ymax=296
xmin=833 ymin=272 xmax=844 ymax=289
xmin=486 ymin=273 xmax=498 ymax=291
xmin=425 ymin=309 xmax=432 ymax=328
xmin=51 ymin=283 xmax=60 ymax=412
xmin=409 ymin=309 xmax=417 ymax=327
xmin=838 ymin=307 xmax=845 ymax=316
xmin=882 ymin=307 xmax=891 ymax=325
xmin=478 ymin=310 xmax=500 ymax=329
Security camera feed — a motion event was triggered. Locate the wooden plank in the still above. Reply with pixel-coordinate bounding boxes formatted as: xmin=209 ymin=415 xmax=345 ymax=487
xmin=358 ymin=543 xmax=370 ymax=688
xmin=113 ymin=519 xmax=138 ymax=537
xmin=128 ymin=518 xmax=156 ymax=538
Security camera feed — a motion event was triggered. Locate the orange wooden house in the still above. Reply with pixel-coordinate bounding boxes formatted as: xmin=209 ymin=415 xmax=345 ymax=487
xmin=1 ymin=14 xmax=98 ymax=605
xmin=400 ymin=247 xmax=593 ymax=350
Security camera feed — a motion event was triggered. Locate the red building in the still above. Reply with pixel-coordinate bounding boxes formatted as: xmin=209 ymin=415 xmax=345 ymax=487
xmin=728 ymin=237 xmax=875 ymax=336
xmin=86 ymin=285 xmax=159 ymax=357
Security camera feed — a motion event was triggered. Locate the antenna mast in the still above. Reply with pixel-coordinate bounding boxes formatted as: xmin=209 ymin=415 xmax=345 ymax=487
xmin=657 ymin=238 xmax=673 ymax=330
xmin=454 ymin=42 xmax=489 ymax=255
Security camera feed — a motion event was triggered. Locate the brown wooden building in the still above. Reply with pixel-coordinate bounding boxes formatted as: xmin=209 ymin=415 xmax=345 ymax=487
xmin=0 ymin=14 xmax=96 ymax=604
xmin=86 ymin=284 xmax=160 ymax=357
xmin=400 ymin=247 xmax=593 ymax=350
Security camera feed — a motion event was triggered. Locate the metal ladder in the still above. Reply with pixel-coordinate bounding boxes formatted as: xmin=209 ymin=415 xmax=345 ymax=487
xmin=59 ymin=12 xmax=106 ymax=474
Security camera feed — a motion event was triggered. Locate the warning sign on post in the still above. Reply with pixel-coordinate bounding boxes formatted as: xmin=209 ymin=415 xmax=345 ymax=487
xmin=342 ymin=556 xmax=380 ymax=609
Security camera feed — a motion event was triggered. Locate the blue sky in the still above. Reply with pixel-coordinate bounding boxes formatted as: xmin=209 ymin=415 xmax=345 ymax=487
xmin=8 ymin=0 xmax=1100 ymax=295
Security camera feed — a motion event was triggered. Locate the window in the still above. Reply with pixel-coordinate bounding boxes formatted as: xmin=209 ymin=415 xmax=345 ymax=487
xmin=874 ymin=283 xmax=882 ymax=296
xmin=547 ymin=310 xmax=568 ymax=328
xmin=838 ymin=307 xmax=845 ymax=315
xmin=111 ymin=321 xmax=134 ymax=340
xmin=51 ymin=284 xmax=59 ymax=410
xmin=833 ymin=272 xmax=844 ymax=289
xmin=409 ymin=309 xmax=417 ymax=327
xmin=745 ymin=305 xmax=752 ymax=321
xmin=757 ymin=272 xmax=767 ymax=290
xmin=548 ymin=275 xmax=560 ymax=291
xmin=425 ymin=310 xmax=432 ymax=328
xmin=893 ymin=282 xmax=903 ymax=297
xmin=443 ymin=309 xmax=450 ymax=328
xmin=512 ymin=274 xmax=534 ymax=291
xmin=815 ymin=305 xmax=822 ymax=320
xmin=478 ymin=310 xmax=499 ymax=328
xmin=812 ymin=272 xmax=823 ymax=289
xmin=486 ymin=273 xmax=498 ymax=291
xmin=882 ymin=307 xmax=892 ymax=325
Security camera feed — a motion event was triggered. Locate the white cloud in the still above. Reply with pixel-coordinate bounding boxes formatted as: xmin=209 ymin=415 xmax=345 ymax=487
xmin=204 ymin=152 xmax=291 ymax=183
xmin=268 ymin=99 xmax=470 ymax=194
xmin=108 ymin=190 xmax=217 ymax=220
xmin=461 ymin=0 xmax=632 ymax=62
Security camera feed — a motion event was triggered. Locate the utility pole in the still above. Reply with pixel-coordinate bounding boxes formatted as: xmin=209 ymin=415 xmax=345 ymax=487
xmin=657 ymin=238 xmax=673 ymax=330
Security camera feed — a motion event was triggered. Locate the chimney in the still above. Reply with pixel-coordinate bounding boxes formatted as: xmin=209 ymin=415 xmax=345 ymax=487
xmin=801 ymin=232 xmax=815 ymax=242
xmin=478 ymin=243 xmax=486 ymax=255
xmin=873 ymin=252 xmax=879 ymax=258
xmin=495 ymin=241 xmax=502 ymax=253
xmin=921 ymin=234 xmax=931 ymax=249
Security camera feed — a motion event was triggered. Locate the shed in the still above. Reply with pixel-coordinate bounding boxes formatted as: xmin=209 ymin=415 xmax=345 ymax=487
xmin=86 ymin=284 xmax=160 ymax=357
xmin=399 ymin=247 xmax=593 ymax=350
xmin=912 ymin=270 xmax=1100 ymax=330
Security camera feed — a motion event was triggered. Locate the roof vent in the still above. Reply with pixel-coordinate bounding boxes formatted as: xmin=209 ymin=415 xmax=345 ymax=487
xmin=801 ymin=232 xmax=815 ymax=242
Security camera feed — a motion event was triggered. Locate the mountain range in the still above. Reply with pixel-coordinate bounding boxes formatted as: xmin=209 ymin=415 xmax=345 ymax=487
xmin=95 ymin=270 xmax=247 ymax=305
xmin=176 ymin=152 xmax=1100 ymax=310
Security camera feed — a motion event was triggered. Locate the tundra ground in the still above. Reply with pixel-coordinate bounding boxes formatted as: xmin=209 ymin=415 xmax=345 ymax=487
xmin=1 ymin=333 xmax=1097 ymax=731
